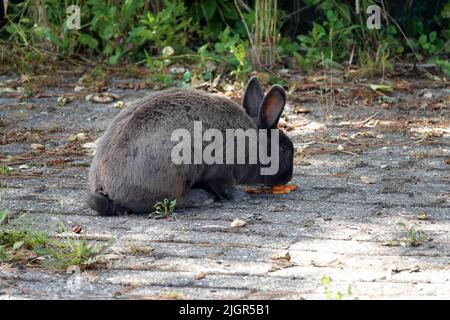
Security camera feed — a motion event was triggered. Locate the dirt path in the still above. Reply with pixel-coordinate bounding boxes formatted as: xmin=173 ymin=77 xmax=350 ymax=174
xmin=1 ymin=75 xmax=449 ymax=299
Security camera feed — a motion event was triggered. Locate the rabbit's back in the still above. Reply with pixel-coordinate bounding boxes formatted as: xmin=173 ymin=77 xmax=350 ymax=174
xmin=120 ymin=88 xmax=252 ymax=133
xmin=89 ymin=88 xmax=255 ymax=213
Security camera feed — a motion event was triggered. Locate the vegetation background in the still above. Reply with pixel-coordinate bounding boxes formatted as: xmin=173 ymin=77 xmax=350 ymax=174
xmin=0 ymin=0 xmax=449 ymax=84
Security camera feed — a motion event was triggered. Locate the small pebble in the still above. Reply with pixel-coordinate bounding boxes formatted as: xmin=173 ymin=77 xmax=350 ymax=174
xmin=230 ymin=218 xmax=246 ymax=228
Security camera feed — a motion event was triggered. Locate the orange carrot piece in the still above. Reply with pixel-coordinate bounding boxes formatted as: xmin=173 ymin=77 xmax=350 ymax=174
xmin=286 ymin=185 xmax=297 ymax=191
xmin=272 ymin=189 xmax=290 ymax=194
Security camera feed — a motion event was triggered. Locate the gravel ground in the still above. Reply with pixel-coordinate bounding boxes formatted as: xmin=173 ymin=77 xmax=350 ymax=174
xmin=1 ymin=75 xmax=449 ymax=299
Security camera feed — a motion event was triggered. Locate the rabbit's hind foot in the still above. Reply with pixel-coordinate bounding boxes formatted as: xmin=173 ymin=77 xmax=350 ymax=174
xmin=178 ymin=188 xmax=215 ymax=208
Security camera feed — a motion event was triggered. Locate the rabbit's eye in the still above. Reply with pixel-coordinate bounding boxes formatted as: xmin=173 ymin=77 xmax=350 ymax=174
xmin=280 ymin=145 xmax=287 ymax=151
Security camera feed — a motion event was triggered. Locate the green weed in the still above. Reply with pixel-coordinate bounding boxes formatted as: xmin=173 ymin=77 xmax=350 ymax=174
xmin=0 ymin=166 xmax=12 ymax=175
xmin=0 ymin=212 xmax=108 ymax=271
xmin=149 ymin=199 xmax=177 ymax=219
xmin=396 ymin=222 xmax=427 ymax=247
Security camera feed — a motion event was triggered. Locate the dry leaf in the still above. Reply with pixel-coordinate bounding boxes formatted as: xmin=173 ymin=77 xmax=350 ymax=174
xmin=293 ymin=106 xmax=311 ymax=114
xmin=391 ymin=265 xmax=420 ymax=274
xmin=353 ymin=131 xmax=376 ymax=138
xmin=360 ymin=176 xmax=375 ymax=184
xmin=68 ymin=133 xmax=87 ymax=142
xmin=271 ymin=251 xmax=291 ymax=261
xmin=230 ymin=218 xmax=246 ymax=228
xmin=100 ymin=254 xmax=122 ymax=261
xmin=411 ymin=128 xmax=446 ymax=138
xmin=85 ymin=92 xmax=120 ymax=103
xmin=423 ymin=92 xmax=433 ymax=99
xmin=416 ymin=213 xmax=429 ymax=221
xmin=222 ymin=84 xmax=235 ymax=92
xmin=30 ymin=143 xmax=44 ymax=150
xmin=74 ymin=85 xmax=86 ymax=92
xmin=0 ymin=87 xmax=20 ymax=94
xmin=394 ymin=80 xmax=412 ymax=91
xmin=82 ymin=142 xmax=97 ymax=150
xmin=194 ymin=272 xmax=206 ymax=280
xmin=114 ymin=101 xmax=125 ymax=109
xmin=369 ymin=84 xmax=394 ymax=93
xmin=57 ymin=96 xmax=67 ymax=106
xmin=72 ymin=226 xmax=82 ymax=234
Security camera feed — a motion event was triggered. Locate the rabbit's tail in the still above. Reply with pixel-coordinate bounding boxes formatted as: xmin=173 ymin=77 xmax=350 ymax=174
xmin=87 ymin=192 xmax=129 ymax=216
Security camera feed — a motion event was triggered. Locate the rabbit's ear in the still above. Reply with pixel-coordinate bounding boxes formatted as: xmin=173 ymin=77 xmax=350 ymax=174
xmin=258 ymin=85 xmax=286 ymax=129
xmin=243 ymin=76 xmax=264 ymax=118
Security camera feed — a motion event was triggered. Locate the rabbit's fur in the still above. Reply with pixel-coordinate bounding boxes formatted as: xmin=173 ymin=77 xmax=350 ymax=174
xmin=88 ymin=77 xmax=293 ymax=215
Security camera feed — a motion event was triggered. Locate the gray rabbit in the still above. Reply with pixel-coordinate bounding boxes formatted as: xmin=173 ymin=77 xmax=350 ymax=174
xmin=87 ymin=77 xmax=293 ymax=215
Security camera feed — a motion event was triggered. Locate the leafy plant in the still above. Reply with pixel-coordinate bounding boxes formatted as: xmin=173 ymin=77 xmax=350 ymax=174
xmin=290 ymin=0 xmax=449 ymax=75
xmin=0 ymin=244 xmax=7 ymax=261
xmin=434 ymin=59 xmax=450 ymax=78
xmin=180 ymin=70 xmax=192 ymax=88
xmin=140 ymin=0 xmax=194 ymax=56
xmin=1 ymin=0 xmax=449 ymax=78
xmin=396 ymin=222 xmax=427 ymax=247
xmin=214 ymin=27 xmax=251 ymax=76
xmin=0 ymin=166 xmax=12 ymax=175
xmin=357 ymin=42 xmax=393 ymax=77
xmin=149 ymin=198 xmax=177 ymax=219
xmin=187 ymin=0 xmax=247 ymax=38
xmin=42 ymin=236 xmax=103 ymax=270
xmin=294 ymin=0 xmax=359 ymax=72
xmin=0 ymin=228 xmax=107 ymax=270
xmin=81 ymin=0 xmax=149 ymax=64
xmin=418 ymin=32 xmax=439 ymax=55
